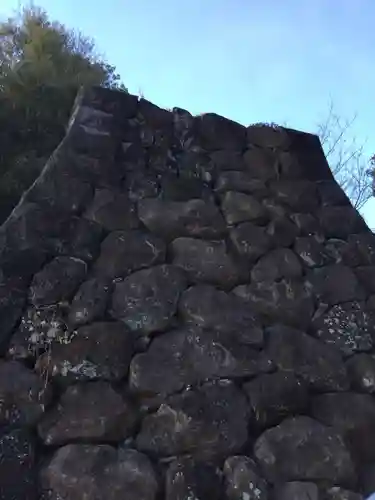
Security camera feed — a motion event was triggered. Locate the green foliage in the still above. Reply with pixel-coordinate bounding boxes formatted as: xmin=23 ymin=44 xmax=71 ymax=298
xmin=0 ymin=4 xmax=127 ymax=222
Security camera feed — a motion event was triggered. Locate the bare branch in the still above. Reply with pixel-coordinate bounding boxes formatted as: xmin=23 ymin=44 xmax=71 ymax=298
xmin=316 ymin=100 xmax=372 ymax=211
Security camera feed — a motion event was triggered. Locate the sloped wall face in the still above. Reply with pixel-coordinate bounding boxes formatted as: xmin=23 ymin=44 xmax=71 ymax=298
xmin=0 ymin=86 xmax=375 ymax=499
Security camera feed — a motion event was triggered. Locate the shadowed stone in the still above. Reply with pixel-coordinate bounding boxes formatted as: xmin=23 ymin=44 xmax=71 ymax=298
xmin=215 ymin=171 xmax=267 ymax=195
xmin=276 ymin=482 xmax=320 ymax=500
xmin=29 ymin=256 xmax=87 ymax=306
xmin=346 ymin=353 xmax=375 ymax=393
xmin=234 ymin=280 xmax=314 ymax=329
xmin=68 ymin=277 xmax=113 ymax=326
xmin=24 ymin=170 xmax=93 ymax=214
xmin=266 ymin=216 xmax=299 ymax=247
xmin=179 ymin=284 xmax=264 ymax=346
xmin=130 ymin=326 xmax=272 ymax=397
xmin=317 ymin=180 xmax=351 ymax=207
xmin=247 ymin=124 xmax=290 ymax=149
xmin=243 ymin=148 xmax=278 ymax=181
xmin=160 ymin=175 xmax=213 ymax=201
xmin=38 ymin=381 xmax=138 ymax=445
xmin=244 ymin=372 xmax=308 ymax=430
xmin=0 ymin=429 xmax=37 ymax=500
xmin=347 ymin=233 xmax=375 ymax=265
xmin=210 ymin=149 xmax=245 ymax=171
xmin=35 ymin=321 xmax=134 ymax=383
xmin=138 ymin=198 xmax=226 ymax=240
xmin=93 ymin=230 xmax=166 ymax=280
xmin=312 ymin=392 xmax=375 ymax=462
xmin=291 ymin=212 xmax=321 ymax=235
xmin=319 ymin=207 xmax=368 ymax=238
xmin=41 ymin=445 xmax=159 ymax=500
xmin=254 ymin=416 xmax=355 ymax=486
xmin=355 ymin=266 xmax=375 ymax=294
xmin=230 ymin=222 xmax=273 ymax=263
xmin=166 ymin=457 xmax=222 ymax=500
xmin=251 ymin=248 xmax=302 ymax=282
xmin=270 ymin=180 xmax=319 ymax=212
xmin=124 ymin=169 xmax=159 ymax=201
xmin=84 ymin=188 xmax=139 ymax=231
xmin=196 ymin=113 xmax=246 ymax=151
xmin=136 ymin=380 xmax=249 ymax=459
xmin=110 ymin=265 xmax=187 ymax=335
xmin=223 ymin=456 xmax=269 ymax=500
xmin=172 ymin=238 xmax=241 ymax=288
xmin=55 ymin=216 xmax=104 ymax=262
xmin=324 ymin=487 xmax=363 ymax=500
xmin=0 ymin=276 xmax=26 ymax=354
xmin=221 ymin=191 xmax=269 ymax=225
xmin=295 ymin=236 xmax=330 ymax=267
xmin=178 ymin=150 xmax=215 ymax=182
xmin=0 ymin=360 xmax=52 ymax=427
xmin=266 ymin=325 xmax=349 ymax=392
xmin=306 ymin=265 xmax=365 ymax=305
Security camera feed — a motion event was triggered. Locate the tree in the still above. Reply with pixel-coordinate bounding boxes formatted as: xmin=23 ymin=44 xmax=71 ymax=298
xmin=316 ymin=100 xmax=373 ymax=212
xmin=0 ymin=4 xmax=127 ymax=222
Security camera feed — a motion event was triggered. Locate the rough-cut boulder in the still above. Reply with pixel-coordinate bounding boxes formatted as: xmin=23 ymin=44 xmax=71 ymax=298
xmin=110 ymin=264 xmax=186 ymax=335
xmin=29 ymin=256 xmax=87 ymax=306
xmin=0 ymin=86 xmax=373 ymax=498
xmin=138 ymin=198 xmax=226 ymax=239
xmin=93 ymin=229 xmax=166 ymax=280
xmin=0 ymin=429 xmax=37 ymax=500
xmin=165 ymin=457 xmax=222 ymax=500
xmin=38 ymin=381 xmax=138 ymax=445
xmin=311 ymin=392 xmax=375 ymax=462
xmin=171 ymin=237 xmax=241 ymax=288
xmin=254 ymin=416 xmax=356 ymax=486
xmin=244 ymin=371 xmax=308 ymax=429
xmin=0 ymin=360 xmax=51 ymax=426
xmin=266 ymin=325 xmax=349 ymax=391
xmin=130 ymin=326 xmax=272 ymax=397
xmin=223 ymin=456 xmax=269 ymax=500
xmin=41 ymin=445 xmax=159 ymax=500
xmin=136 ymin=380 xmax=249 ymax=459
xmin=178 ymin=284 xmax=264 ymax=346
xmin=35 ymin=321 xmax=134 ymax=383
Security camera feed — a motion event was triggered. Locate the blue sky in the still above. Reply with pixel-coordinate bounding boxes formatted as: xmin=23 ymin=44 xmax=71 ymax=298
xmin=1 ymin=0 xmax=374 ymax=226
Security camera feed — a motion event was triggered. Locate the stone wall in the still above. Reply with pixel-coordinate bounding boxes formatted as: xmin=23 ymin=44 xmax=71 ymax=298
xmin=0 ymin=86 xmax=375 ymax=499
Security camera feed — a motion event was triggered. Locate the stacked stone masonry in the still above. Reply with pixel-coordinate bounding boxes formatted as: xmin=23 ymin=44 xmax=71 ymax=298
xmin=1 ymin=85 xmax=375 ymax=499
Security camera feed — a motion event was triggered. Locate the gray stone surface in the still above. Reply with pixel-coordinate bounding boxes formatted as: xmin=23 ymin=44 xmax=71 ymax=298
xmin=178 ymin=284 xmax=264 ymax=346
xmin=29 ymin=256 xmax=87 ymax=306
xmin=110 ymin=264 xmax=186 ymax=335
xmin=93 ymin=229 xmax=166 ymax=279
xmin=275 ymin=481 xmax=320 ymax=500
xmin=138 ymin=198 xmax=226 ymax=240
xmin=266 ymin=325 xmax=349 ymax=392
xmin=130 ymin=326 xmax=272 ymax=397
xmin=136 ymin=381 xmax=249 ymax=459
xmin=311 ymin=392 xmax=375 ymax=462
xmin=244 ymin=371 xmax=308 ymax=429
xmin=35 ymin=321 xmax=134 ymax=383
xmin=254 ymin=416 xmax=355 ymax=486
xmin=172 ymin=237 xmax=241 ymax=288
xmin=166 ymin=457 xmax=222 ymax=500
xmin=41 ymin=445 xmax=159 ymax=500
xmin=0 ymin=360 xmax=51 ymax=426
xmin=38 ymin=381 xmax=138 ymax=445
xmin=0 ymin=86 xmax=373 ymax=499
xmin=0 ymin=429 xmax=37 ymax=500
xmin=223 ymin=456 xmax=269 ymax=500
